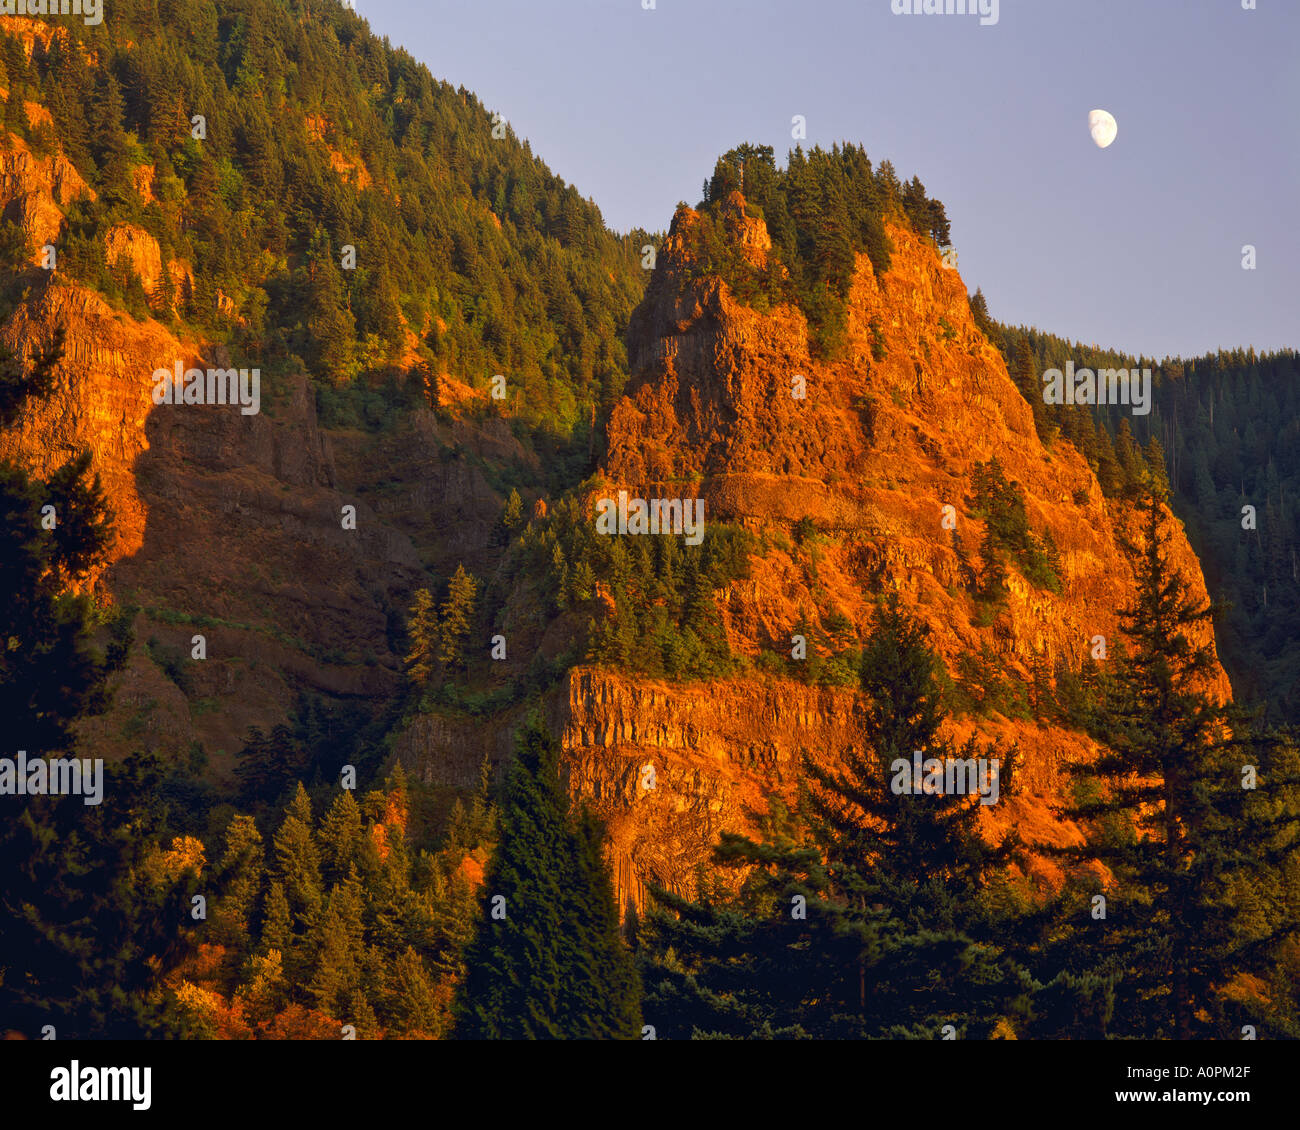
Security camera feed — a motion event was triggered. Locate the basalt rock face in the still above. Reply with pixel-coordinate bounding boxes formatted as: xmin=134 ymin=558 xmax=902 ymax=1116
xmin=521 ymin=198 xmax=1228 ymax=908
xmin=0 ymin=285 xmax=529 ymax=767
xmin=544 ymin=666 xmax=1104 ymax=913
xmin=553 ymin=668 xmax=863 ymax=912
xmin=0 ymin=272 xmax=424 ymax=764
xmin=0 ymin=133 xmax=93 ymax=257
xmin=607 ymin=199 xmax=1228 ymax=696
xmin=0 ymin=116 xmax=529 ymax=770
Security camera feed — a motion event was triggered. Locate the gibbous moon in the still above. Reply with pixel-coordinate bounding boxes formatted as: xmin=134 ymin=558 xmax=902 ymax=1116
xmin=1088 ymin=109 xmax=1118 ymax=149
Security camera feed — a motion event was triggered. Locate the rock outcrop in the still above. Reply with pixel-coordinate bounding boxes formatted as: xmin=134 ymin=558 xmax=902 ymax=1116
xmin=402 ymin=195 xmax=1230 ymax=909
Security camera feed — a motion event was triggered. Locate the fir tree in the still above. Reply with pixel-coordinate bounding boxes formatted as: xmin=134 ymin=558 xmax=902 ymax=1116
xmin=438 ymin=564 xmax=478 ymax=675
xmin=560 ymin=806 xmax=642 ymax=1038
xmin=318 ymin=790 xmax=364 ymax=889
xmin=270 ymin=784 xmax=325 ymax=953
xmin=1053 ymin=491 xmax=1266 ymax=1037
xmin=211 ymin=813 xmax=264 ymax=956
xmin=502 ymin=487 xmax=524 ymax=535
xmin=404 ymin=587 xmax=439 ymax=688
xmin=454 ymin=717 xmax=641 ymax=1038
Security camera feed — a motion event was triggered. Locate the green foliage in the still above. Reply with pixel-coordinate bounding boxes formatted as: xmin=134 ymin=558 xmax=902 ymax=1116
xmin=438 ymin=564 xmax=479 ymax=675
xmin=453 ymin=717 xmax=641 ymax=1038
xmin=515 ymin=492 xmax=754 ymax=682
xmin=968 ymin=457 xmax=1061 ymax=594
xmin=234 ymin=723 xmax=309 ymax=807
xmin=5 ymin=0 xmax=650 ymax=466
xmin=0 ymin=754 xmax=200 ymax=1038
xmin=198 ymin=765 xmax=493 ymax=1038
xmin=1049 ymin=494 xmax=1300 ymax=1037
xmin=687 ymin=142 xmax=948 ymax=358
xmin=403 ymin=587 xmax=439 ymax=688
xmin=640 ymin=599 xmax=1032 ymax=1038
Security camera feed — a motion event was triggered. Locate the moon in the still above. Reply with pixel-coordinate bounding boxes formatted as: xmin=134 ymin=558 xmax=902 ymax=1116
xmin=1089 ymin=109 xmax=1118 ymax=149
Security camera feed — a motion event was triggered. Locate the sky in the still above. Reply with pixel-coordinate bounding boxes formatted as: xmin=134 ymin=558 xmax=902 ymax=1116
xmin=358 ymin=0 xmax=1298 ymax=361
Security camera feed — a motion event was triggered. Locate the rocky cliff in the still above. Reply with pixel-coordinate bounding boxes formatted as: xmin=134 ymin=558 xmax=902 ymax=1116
xmin=606 ymin=194 xmax=1229 ymax=695
xmin=399 ymin=194 xmax=1231 ymax=908
xmin=0 ymin=48 xmax=1230 ymax=911
xmin=0 ymin=93 xmax=529 ymax=769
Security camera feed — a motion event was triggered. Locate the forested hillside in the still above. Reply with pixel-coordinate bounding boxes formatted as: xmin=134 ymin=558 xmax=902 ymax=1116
xmin=986 ymin=313 xmax=1300 ymax=722
xmin=1 ymin=0 xmax=1297 ymax=1046
xmin=1 ymin=0 xmax=648 ymax=484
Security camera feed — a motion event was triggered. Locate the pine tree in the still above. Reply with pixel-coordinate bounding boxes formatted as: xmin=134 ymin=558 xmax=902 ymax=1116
xmin=502 ymin=487 xmax=524 ymax=535
xmin=1093 ymin=423 xmax=1122 ymax=497
xmin=307 ymin=871 xmax=367 ymax=1022
xmin=404 ymin=587 xmax=439 ymax=688
xmin=89 ymin=69 xmax=131 ymax=191
xmin=1114 ymin=417 xmax=1144 ymax=495
xmin=234 ymin=723 xmax=303 ymax=805
xmin=318 ymin=790 xmax=364 ymax=888
xmin=211 ymin=814 xmax=264 ymax=956
xmin=299 ymin=228 xmax=356 ymax=379
xmin=438 ymin=564 xmax=478 ymax=675
xmin=978 ymin=523 xmax=1008 ymax=603
xmin=1053 ymin=491 xmax=1262 ymax=1037
xmin=270 ymin=784 xmax=324 ymax=955
xmin=385 ymin=946 xmax=444 ymax=1038
xmin=453 ymin=716 xmax=576 ymax=1038
xmin=453 ymin=717 xmax=641 ymax=1038
xmin=561 ymin=806 xmax=642 ymax=1037
xmin=1144 ymin=434 xmax=1172 ymax=497
xmin=260 ymin=882 xmax=293 ymax=957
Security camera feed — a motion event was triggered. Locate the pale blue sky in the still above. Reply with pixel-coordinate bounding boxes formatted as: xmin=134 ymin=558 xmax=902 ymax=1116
xmin=360 ymin=0 xmax=1298 ymax=360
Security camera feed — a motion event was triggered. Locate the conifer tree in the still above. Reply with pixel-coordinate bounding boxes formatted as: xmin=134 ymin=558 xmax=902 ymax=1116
xmin=260 ymin=882 xmax=293 ymax=958
xmin=270 ymin=784 xmax=324 ymax=954
xmin=1053 ymin=491 xmax=1265 ymax=1037
xmin=561 ymin=806 xmax=642 ymax=1038
xmin=386 ymin=946 xmax=444 ymax=1038
xmin=211 ymin=813 xmax=264 ymax=955
xmin=438 ymin=564 xmax=478 ymax=675
xmin=308 ymin=871 xmax=367 ymax=1022
xmin=453 ymin=716 xmax=578 ymax=1039
xmin=404 ymin=586 xmax=440 ymax=688
xmin=1093 ymin=423 xmax=1122 ymax=497
xmin=318 ymin=790 xmax=364 ymax=889
xmin=1114 ymin=417 xmax=1144 ymax=494
xmin=1144 ymin=435 xmax=1172 ymax=497
xmin=978 ymin=523 xmax=1008 ymax=603
xmin=502 ymin=487 xmax=524 ymax=535
xmin=454 ymin=717 xmax=641 ymax=1038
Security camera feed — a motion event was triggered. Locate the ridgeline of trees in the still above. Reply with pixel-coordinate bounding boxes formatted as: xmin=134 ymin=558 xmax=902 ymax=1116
xmin=680 ymin=142 xmax=951 ymax=357
xmin=0 ymin=0 xmax=650 ymax=484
